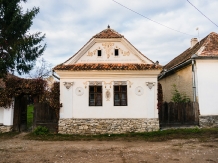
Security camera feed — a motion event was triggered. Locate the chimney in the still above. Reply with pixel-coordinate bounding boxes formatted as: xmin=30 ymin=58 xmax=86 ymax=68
xmin=190 ymin=38 xmax=198 ymax=48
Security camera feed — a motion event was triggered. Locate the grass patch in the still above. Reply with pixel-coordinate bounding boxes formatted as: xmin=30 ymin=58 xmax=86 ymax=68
xmin=27 ymin=104 xmax=34 ymax=129
xmin=24 ymin=128 xmax=218 ymax=142
xmin=0 ymin=132 xmax=19 ymax=140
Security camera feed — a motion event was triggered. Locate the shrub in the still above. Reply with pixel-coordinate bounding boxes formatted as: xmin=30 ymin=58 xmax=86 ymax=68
xmin=33 ymin=126 xmax=49 ymax=135
xmin=171 ymin=84 xmax=190 ymax=103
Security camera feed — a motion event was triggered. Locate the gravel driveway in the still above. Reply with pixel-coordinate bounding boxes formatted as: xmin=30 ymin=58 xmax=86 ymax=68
xmin=0 ymin=133 xmax=218 ymax=163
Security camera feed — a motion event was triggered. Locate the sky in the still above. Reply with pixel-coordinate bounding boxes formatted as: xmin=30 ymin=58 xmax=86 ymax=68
xmin=22 ymin=0 xmax=218 ymax=68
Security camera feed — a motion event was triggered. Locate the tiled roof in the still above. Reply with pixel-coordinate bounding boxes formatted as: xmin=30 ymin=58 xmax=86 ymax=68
xmin=164 ymin=32 xmax=218 ymax=70
xmin=63 ymin=26 xmax=154 ymax=64
xmin=93 ymin=26 xmax=123 ymax=38
xmin=54 ymin=63 xmax=162 ymax=71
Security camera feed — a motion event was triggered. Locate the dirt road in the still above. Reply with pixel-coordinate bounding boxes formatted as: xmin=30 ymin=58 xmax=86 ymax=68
xmin=0 ymin=133 xmax=218 ymax=163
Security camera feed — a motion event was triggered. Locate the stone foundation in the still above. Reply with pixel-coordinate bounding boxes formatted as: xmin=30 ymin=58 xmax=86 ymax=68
xmin=58 ymin=118 xmax=159 ymax=135
xmin=0 ymin=125 xmax=13 ymax=133
xmin=199 ymin=115 xmax=218 ymax=128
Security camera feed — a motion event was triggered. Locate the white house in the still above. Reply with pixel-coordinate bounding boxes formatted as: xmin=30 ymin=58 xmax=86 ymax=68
xmin=54 ymin=26 xmax=162 ymax=134
xmin=159 ymin=32 xmax=218 ymax=128
xmin=0 ymin=79 xmax=14 ymax=133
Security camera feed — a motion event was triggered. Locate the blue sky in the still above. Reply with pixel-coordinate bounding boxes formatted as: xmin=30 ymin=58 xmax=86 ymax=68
xmin=22 ymin=0 xmax=218 ymax=67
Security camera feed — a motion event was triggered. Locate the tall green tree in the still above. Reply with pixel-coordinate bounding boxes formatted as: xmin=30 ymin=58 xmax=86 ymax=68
xmin=0 ymin=0 xmax=46 ymax=78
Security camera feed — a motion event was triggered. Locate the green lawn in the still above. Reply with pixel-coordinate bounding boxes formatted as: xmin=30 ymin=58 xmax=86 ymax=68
xmin=24 ymin=127 xmax=218 ymax=142
xmin=27 ymin=104 xmax=34 ymax=129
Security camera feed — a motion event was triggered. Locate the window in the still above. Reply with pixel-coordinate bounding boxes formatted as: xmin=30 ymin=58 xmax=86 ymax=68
xmin=97 ymin=50 xmax=102 ymax=57
xmin=114 ymin=85 xmax=127 ymax=106
xmin=89 ymin=86 xmax=102 ymax=106
xmin=115 ymin=49 xmax=119 ymax=56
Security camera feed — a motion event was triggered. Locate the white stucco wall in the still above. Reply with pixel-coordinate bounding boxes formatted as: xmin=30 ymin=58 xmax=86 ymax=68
xmin=0 ymin=107 xmax=4 ymax=124
xmin=59 ymin=71 xmax=159 ymax=119
xmin=0 ymin=104 xmax=14 ymax=126
xmin=196 ymin=59 xmax=218 ymax=115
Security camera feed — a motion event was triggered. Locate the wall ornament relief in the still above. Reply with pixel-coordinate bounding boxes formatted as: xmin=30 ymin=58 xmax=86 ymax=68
xmin=75 ymin=87 xmax=84 ymax=96
xmin=105 ymin=89 xmax=111 ymax=101
xmin=83 ymin=81 xmax=102 ymax=88
xmin=146 ymin=82 xmax=155 ymax=89
xmin=103 ymin=81 xmax=113 ymax=89
xmin=87 ymin=47 xmax=101 ymax=57
xmin=127 ymin=80 xmax=133 ymax=88
xmin=63 ymin=82 xmax=74 ymax=89
xmin=115 ymin=46 xmax=130 ymax=56
xmin=83 ymin=81 xmax=88 ymax=88
xmin=135 ymin=86 xmax=144 ymax=96
xmin=114 ymin=80 xmax=133 ymax=88
xmin=89 ymin=81 xmax=102 ymax=85
xmin=102 ymin=42 xmax=114 ymax=58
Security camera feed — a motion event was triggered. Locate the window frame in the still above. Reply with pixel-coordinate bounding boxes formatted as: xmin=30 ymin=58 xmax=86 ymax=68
xmin=114 ymin=85 xmax=127 ymax=106
xmin=114 ymin=49 xmax=119 ymax=56
xmin=97 ymin=50 xmax=102 ymax=57
xmin=89 ymin=85 xmax=102 ymax=106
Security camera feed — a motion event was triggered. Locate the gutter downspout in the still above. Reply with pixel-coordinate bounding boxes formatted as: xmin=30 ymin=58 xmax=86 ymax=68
xmin=52 ymin=70 xmax=60 ymax=80
xmin=191 ymin=54 xmax=198 ymax=102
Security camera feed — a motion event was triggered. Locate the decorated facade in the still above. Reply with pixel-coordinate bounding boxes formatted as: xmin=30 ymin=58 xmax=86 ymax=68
xmin=54 ymin=26 xmax=162 ymax=134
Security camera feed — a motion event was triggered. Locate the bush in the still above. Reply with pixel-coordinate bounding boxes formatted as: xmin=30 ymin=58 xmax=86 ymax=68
xmin=33 ymin=126 xmax=49 ymax=135
xmin=171 ymin=84 xmax=190 ymax=103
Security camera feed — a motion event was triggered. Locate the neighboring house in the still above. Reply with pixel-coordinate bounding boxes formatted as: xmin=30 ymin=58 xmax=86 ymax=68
xmin=45 ymin=75 xmax=56 ymax=89
xmin=0 ymin=78 xmax=14 ymax=133
xmin=54 ymin=26 xmax=162 ymax=134
xmin=159 ymin=32 xmax=218 ymax=127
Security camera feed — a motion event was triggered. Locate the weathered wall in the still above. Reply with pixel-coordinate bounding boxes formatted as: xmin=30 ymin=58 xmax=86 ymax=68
xmin=196 ymin=60 xmax=218 ymax=115
xmin=159 ymin=65 xmax=193 ymax=102
xmin=199 ymin=115 xmax=218 ymax=128
xmin=0 ymin=125 xmax=12 ymax=133
xmin=58 ymin=118 xmax=159 ymax=135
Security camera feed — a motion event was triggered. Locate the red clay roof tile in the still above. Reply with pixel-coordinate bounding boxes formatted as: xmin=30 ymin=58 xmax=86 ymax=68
xmin=93 ymin=27 xmax=123 ymax=38
xmin=54 ymin=63 xmax=162 ymax=71
xmin=164 ymin=32 xmax=218 ymax=70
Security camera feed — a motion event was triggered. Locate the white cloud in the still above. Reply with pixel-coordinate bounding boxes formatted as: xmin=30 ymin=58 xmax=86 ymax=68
xmin=20 ymin=0 xmax=218 ymax=67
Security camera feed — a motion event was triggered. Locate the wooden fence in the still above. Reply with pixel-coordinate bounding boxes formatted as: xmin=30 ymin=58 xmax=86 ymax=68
xmin=33 ymin=103 xmax=58 ymax=133
xmin=159 ymin=102 xmax=199 ymax=128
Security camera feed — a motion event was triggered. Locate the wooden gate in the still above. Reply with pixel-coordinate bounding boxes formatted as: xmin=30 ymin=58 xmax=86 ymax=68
xmin=33 ymin=103 xmax=58 ymax=133
xmin=159 ymin=102 xmax=199 ymax=128
xmin=13 ymin=96 xmax=28 ymax=132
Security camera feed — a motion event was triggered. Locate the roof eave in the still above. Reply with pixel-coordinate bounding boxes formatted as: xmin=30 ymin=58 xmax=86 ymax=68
xmin=158 ymin=59 xmax=192 ymax=80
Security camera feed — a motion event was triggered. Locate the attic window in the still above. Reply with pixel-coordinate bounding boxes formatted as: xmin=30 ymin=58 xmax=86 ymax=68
xmin=115 ymin=49 xmax=119 ymax=56
xmin=97 ymin=50 xmax=102 ymax=57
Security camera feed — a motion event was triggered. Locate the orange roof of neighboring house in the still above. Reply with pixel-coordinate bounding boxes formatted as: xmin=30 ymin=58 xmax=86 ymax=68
xmin=164 ymin=32 xmax=218 ymax=70
xmin=54 ymin=63 xmax=162 ymax=71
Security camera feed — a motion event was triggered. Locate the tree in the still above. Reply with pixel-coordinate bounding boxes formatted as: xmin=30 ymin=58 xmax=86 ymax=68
xmin=0 ymin=0 xmax=46 ymax=78
xmin=28 ymin=58 xmax=52 ymax=79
